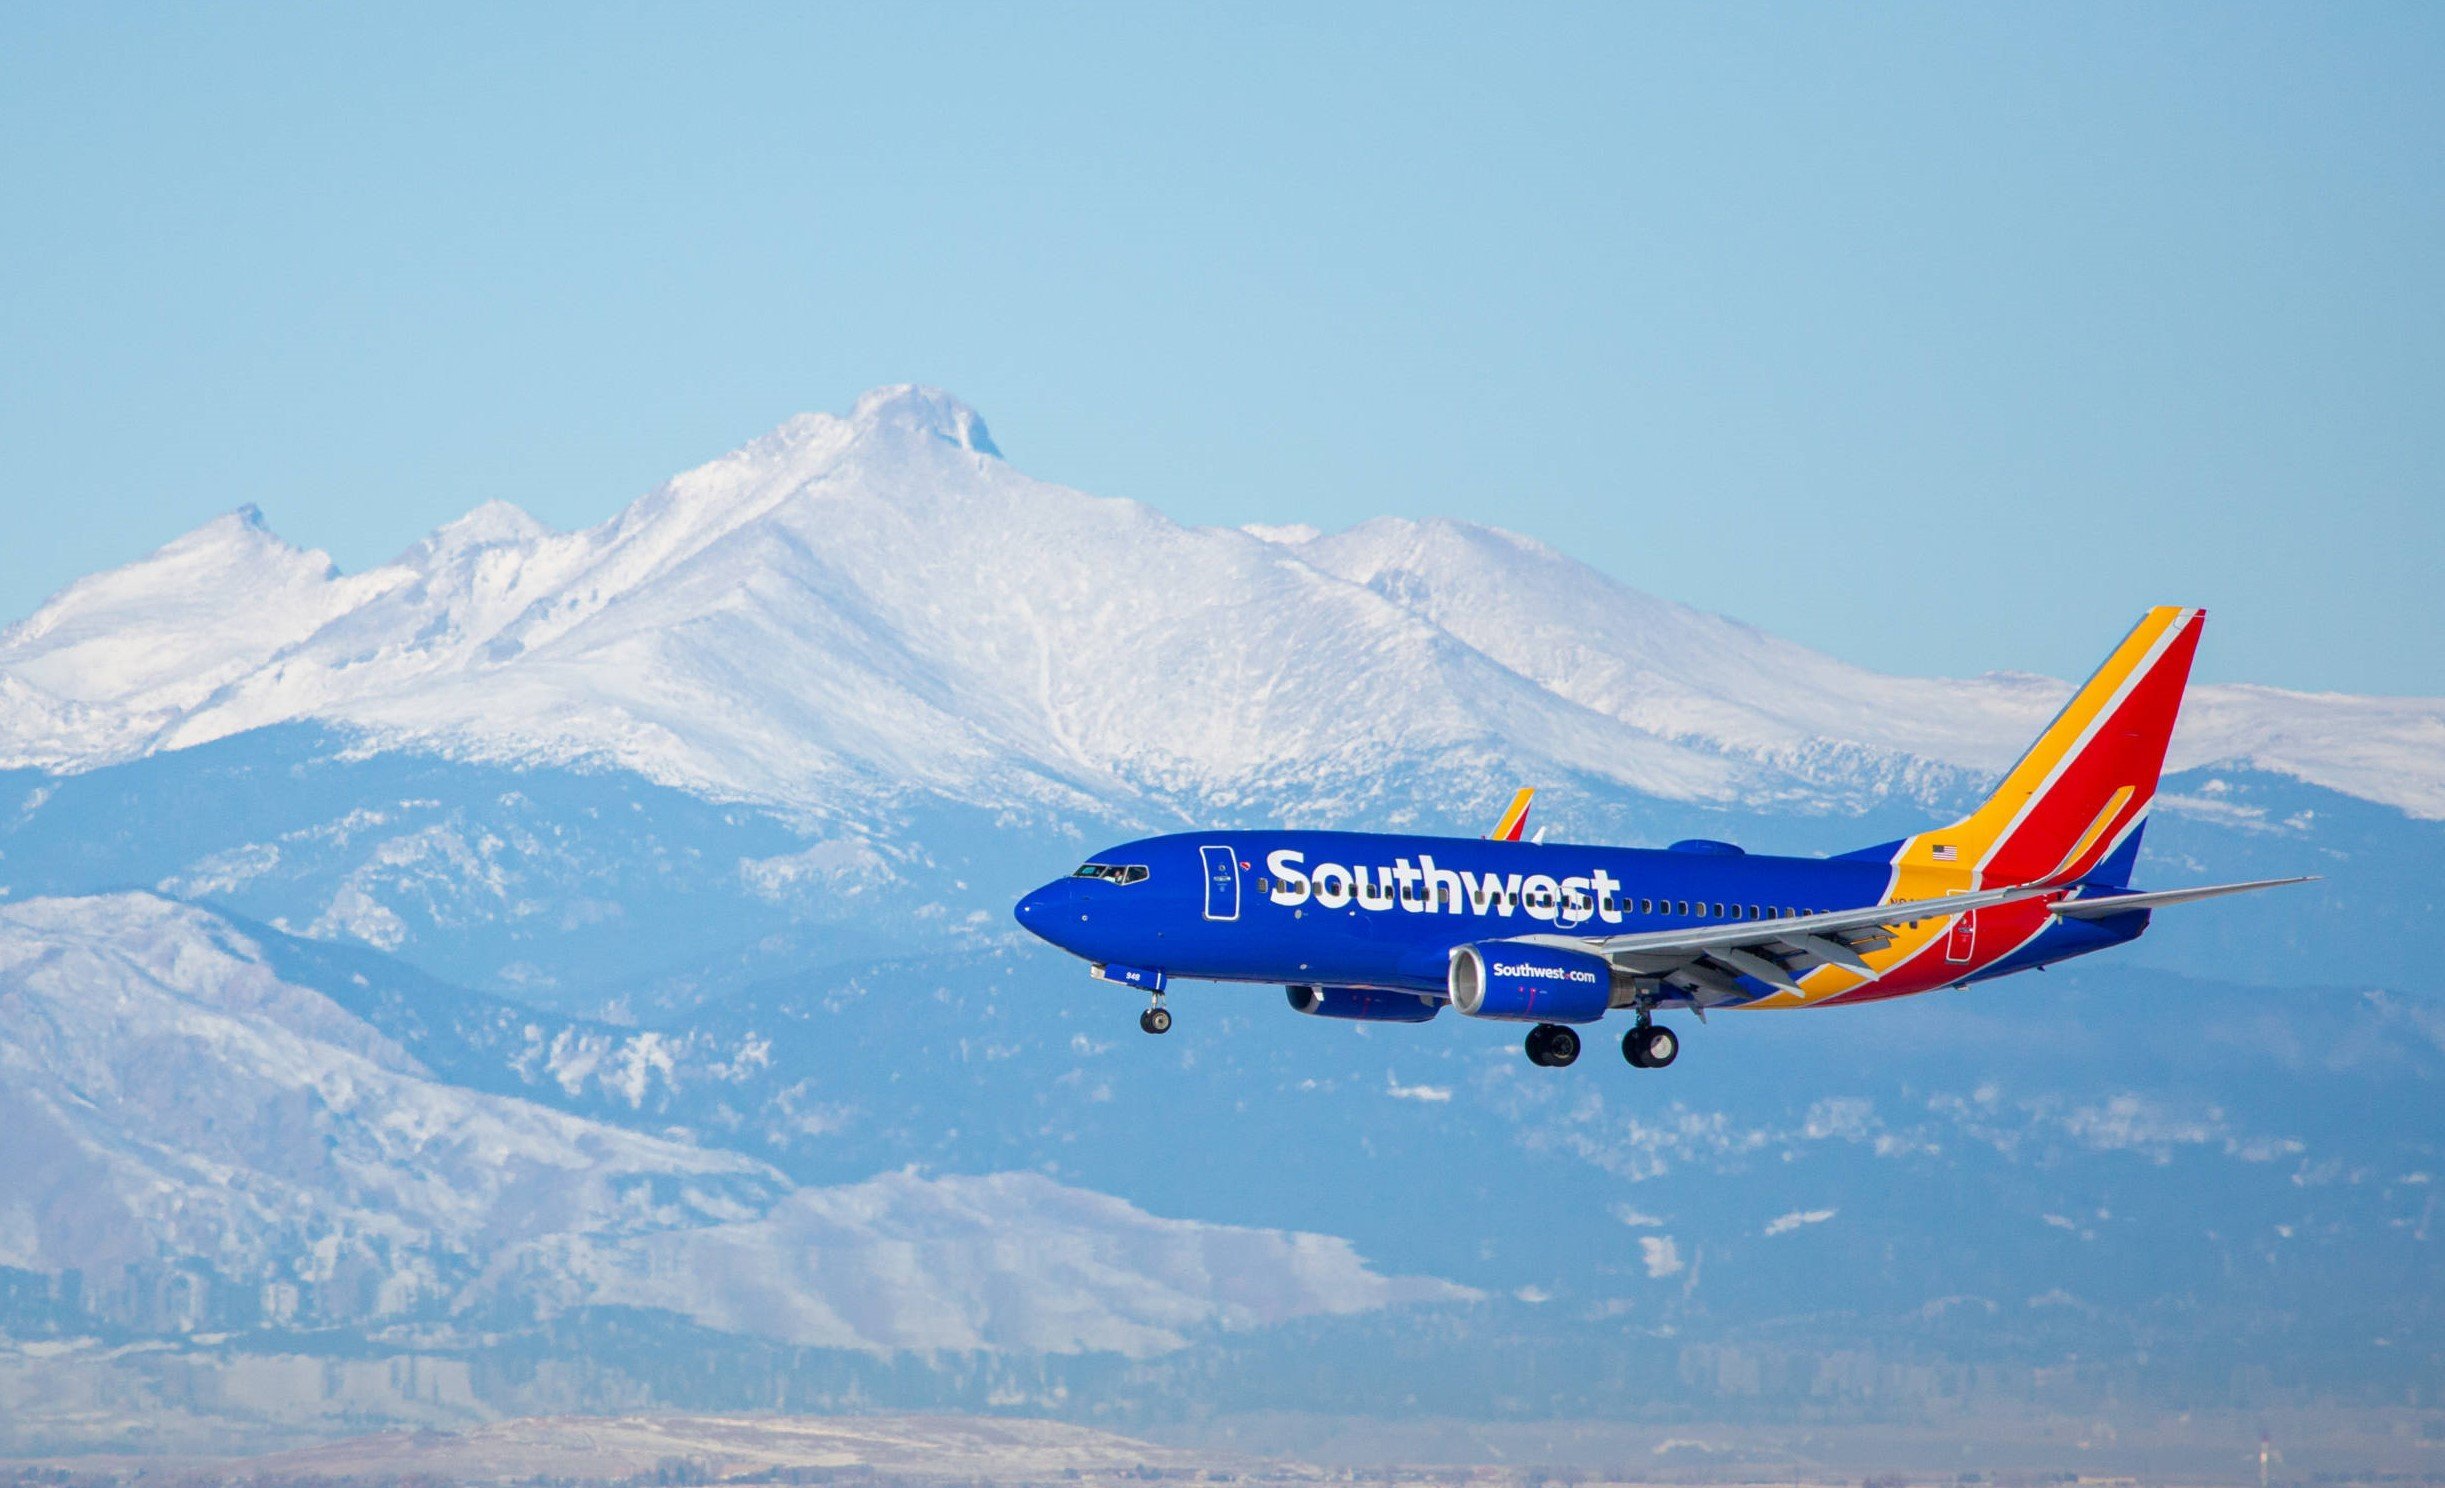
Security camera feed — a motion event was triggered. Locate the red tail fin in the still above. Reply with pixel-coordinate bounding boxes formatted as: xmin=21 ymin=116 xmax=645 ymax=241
xmin=1899 ymin=607 xmax=2204 ymax=892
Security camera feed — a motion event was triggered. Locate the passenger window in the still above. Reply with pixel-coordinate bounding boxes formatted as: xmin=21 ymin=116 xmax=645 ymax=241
xmin=1712 ymin=902 xmax=1725 ymax=918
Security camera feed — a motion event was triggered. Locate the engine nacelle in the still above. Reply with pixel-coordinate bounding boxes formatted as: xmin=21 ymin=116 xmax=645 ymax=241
xmin=1447 ymin=941 xmax=1614 ymax=1023
xmin=1286 ymin=985 xmax=1442 ymax=1022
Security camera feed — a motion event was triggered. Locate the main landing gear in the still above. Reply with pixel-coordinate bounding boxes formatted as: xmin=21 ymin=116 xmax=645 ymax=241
xmin=1526 ymin=1016 xmax=1682 ymax=1070
xmin=1525 ymin=1023 xmax=1581 ymax=1068
xmin=1138 ymin=998 xmax=1172 ymax=1036
xmin=1526 ymin=1008 xmax=1682 ymax=1072
xmin=1623 ymin=1019 xmax=1678 ymax=1069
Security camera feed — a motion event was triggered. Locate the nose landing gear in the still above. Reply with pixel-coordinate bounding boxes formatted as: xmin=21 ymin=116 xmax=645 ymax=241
xmin=1138 ymin=1000 xmax=1172 ymax=1035
xmin=1525 ymin=1023 xmax=1581 ymax=1067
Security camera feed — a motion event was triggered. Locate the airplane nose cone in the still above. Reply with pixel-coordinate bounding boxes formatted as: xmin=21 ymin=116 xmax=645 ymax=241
xmin=1014 ymin=881 xmax=1068 ymax=941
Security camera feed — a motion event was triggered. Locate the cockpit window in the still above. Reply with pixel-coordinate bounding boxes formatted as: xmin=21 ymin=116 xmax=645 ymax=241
xmin=1072 ymin=862 xmax=1149 ymax=885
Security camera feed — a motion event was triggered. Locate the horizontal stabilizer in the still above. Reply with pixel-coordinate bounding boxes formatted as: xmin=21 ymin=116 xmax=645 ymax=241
xmin=2052 ymin=876 xmax=2316 ymax=918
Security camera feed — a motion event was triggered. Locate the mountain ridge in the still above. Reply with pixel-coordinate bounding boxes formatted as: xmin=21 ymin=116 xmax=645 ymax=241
xmin=2 ymin=385 xmax=2439 ymax=822
xmin=0 ymin=889 xmax=1469 ymax=1353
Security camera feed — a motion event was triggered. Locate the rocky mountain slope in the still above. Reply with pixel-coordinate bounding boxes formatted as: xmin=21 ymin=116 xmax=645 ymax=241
xmin=0 ymin=892 xmax=1464 ymax=1351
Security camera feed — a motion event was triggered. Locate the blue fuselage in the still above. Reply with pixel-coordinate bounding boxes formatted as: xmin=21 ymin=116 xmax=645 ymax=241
xmin=1014 ymin=829 xmax=2144 ymax=1007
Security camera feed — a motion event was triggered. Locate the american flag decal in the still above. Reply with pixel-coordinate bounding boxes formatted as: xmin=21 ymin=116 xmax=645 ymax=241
xmin=1932 ymin=843 xmax=1958 ymax=862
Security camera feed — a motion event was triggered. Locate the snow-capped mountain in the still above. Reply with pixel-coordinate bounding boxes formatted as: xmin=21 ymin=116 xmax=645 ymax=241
xmin=0 ymin=891 xmax=1464 ymax=1353
xmin=3 ymin=386 xmax=2439 ymax=823
xmin=1288 ymin=519 xmax=2445 ymax=814
xmin=0 ymin=389 xmax=2436 ymax=1443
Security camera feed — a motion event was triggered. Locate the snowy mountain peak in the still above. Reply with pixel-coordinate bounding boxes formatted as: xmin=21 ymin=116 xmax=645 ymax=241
xmin=164 ymin=502 xmax=317 ymax=565
xmin=849 ymin=383 xmax=1002 ymax=458
xmin=0 ymin=387 xmax=2440 ymax=818
xmin=411 ymin=500 xmax=552 ymax=563
xmin=0 ymin=502 xmax=380 ymax=740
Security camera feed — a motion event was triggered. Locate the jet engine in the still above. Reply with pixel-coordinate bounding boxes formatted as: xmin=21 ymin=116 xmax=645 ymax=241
xmin=1286 ymin=985 xmax=1442 ymax=1022
xmin=1447 ymin=941 xmax=1614 ymax=1023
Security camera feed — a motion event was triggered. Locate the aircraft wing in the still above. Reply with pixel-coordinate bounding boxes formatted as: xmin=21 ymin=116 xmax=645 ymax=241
xmin=1517 ymin=876 xmax=2310 ymax=1007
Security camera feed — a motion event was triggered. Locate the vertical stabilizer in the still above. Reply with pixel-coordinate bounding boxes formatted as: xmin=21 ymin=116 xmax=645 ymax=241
xmin=1894 ymin=607 xmax=2204 ymax=896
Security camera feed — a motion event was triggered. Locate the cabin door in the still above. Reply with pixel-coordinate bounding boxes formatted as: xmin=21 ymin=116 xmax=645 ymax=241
xmin=1945 ymin=908 xmax=1979 ymax=963
xmin=1200 ymin=845 xmax=1241 ymax=922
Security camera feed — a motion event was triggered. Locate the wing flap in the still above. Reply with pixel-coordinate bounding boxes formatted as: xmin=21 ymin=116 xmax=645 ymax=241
xmin=1775 ymin=929 xmax=1873 ymax=974
xmin=1515 ymin=875 xmax=2313 ymax=997
xmin=1521 ymin=881 xmax=2059 ymax=966
xmin=1708 ymin=944 xmax=1808 ymax=995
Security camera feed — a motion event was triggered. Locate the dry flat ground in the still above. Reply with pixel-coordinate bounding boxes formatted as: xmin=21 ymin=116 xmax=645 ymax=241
xmin=4 ymin=1414 xmax=1241 ymax=1486
xmin=4 ymin=1409 xmax=2440 ymax=1488
xmin=1149 ymin=1409 xmax=2445 ymax=1486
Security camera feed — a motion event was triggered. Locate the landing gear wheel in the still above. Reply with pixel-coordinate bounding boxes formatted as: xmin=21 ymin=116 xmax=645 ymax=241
xmin=1624 ymin=1023 xmax=1678 ymax=1069
xmin=1139 ymin=1005 xmax=1172 ymax=1036
xmin=1525 ymin=1023 xmax=1580 ymax=1068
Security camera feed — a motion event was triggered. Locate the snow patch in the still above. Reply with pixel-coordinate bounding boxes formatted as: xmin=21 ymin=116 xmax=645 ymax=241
xmin=739 ymin=838 xmax=895 ymax=904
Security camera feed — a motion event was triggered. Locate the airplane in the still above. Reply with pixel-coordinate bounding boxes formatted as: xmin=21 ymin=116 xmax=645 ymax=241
xmin=1013 ymin=607 xmax=2310 ymax=1069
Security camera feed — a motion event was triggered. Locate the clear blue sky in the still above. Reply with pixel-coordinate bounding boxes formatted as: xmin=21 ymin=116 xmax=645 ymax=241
xmin=3 ymin=3 xmax=2437 ymax=693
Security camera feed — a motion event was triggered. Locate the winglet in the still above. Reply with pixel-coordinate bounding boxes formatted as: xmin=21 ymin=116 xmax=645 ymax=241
xmin=1488 ymin=787 xmax=1535 ymax=842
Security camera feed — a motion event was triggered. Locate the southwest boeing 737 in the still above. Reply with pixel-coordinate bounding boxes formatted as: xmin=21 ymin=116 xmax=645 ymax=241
xmin=1014 ymin=607 xmax=2307 ymax=1070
